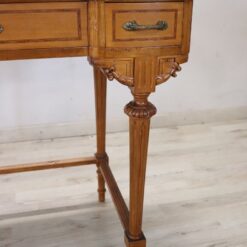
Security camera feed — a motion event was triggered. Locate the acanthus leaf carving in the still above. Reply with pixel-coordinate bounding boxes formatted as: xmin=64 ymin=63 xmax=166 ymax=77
xmin=155 ymin=58 xmax=182 ymax=85
xmin=90 ymin=58 xmax=134 ymax=87
xmin=100 ymin=66 xmax=134 ymax=87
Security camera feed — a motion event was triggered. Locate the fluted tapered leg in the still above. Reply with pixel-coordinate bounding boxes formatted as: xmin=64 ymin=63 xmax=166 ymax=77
xmin=124 ymin=93 xmax=157 ymax=247
xmin=94 ymin=67 xmax=107 ymax=202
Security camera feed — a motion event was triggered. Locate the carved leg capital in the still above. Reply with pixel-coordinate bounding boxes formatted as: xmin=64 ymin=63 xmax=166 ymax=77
xmin=124 ymin=93 xmax=157 ymax=119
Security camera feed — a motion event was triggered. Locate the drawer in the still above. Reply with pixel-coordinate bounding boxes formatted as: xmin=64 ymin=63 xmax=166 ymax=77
xmin=105 ymin=2 xmax=184 ymax=48
xmin=0 ymin=2 xmax=88 ymax=50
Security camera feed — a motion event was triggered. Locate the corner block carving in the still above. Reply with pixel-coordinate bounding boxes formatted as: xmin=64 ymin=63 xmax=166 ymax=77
xmin=90 ymin=56 xmax=185 ymax=91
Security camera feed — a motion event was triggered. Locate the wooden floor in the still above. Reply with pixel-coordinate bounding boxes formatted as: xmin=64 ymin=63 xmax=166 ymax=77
xmin=0 ymin=120 xmax=247 ymax=247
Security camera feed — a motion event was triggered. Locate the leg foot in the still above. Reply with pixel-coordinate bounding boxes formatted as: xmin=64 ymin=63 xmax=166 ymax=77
xmin=125 ymin=232 xmax=146 ymax=247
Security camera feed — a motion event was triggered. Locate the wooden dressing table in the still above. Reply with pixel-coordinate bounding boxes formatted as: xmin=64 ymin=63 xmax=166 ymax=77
xmin=0 ymin=0 xmax=193 ymax=246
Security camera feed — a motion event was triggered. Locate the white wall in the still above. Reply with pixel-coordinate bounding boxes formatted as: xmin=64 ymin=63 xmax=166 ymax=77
xmin=0 ymin=0 xmax=247 ymax=143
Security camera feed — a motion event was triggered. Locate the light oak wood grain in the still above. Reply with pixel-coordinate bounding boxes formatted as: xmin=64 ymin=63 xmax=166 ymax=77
xmin=105 ymin=2 xmax=184 ymax=48
xmin=0 ymin=3 xmax=88 ymax=50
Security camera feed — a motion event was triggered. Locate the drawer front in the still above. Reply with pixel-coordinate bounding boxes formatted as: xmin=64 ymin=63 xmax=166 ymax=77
xmin=0 ymin=2 xmax=88 ymax=50
xmin=105 ymin=2 xmax=184 ymax=48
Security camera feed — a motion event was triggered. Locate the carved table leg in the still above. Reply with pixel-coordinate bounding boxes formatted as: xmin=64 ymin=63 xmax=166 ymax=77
xmin=124 ymin=93 xmax=157 ymax=247
xmin=94 ymin=66 xmax=107 ymax=202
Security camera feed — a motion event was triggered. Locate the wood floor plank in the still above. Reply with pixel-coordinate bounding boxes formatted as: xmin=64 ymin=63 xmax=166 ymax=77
xmin=0 ymin=119 xmax=247 ymax=247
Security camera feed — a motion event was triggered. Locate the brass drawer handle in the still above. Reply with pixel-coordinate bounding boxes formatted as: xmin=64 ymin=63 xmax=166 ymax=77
xmin=0 ymin=24 xmax=4 ymax=33
xmin=122 ymin=20 xmax=168 ymax=31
